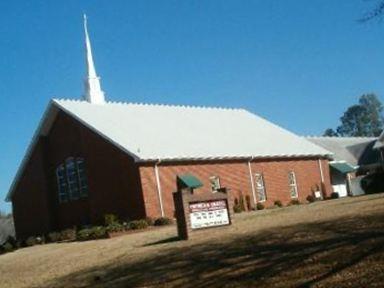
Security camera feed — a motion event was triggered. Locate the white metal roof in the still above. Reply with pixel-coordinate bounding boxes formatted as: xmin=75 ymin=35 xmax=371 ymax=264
xmin=6 ymin=99 xmax=331 ymax=201
xmin=306 ymin=136 xmax=376 ymax=166
xmin=54 ymin=99 xmax=331 ymax=161
xmin=374 ymin=131 xmax=384 ymax=149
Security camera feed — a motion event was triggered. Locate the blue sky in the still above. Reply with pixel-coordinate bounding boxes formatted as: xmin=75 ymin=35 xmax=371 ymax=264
xmin=0 ymin=0 xmax=383 ymax=212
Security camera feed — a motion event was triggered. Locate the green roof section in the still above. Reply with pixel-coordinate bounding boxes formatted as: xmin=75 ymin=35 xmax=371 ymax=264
xmin=330 ymin=162 xmax=356 ymax=174
xmin=177 ymin=174 xmax=203 ymax=189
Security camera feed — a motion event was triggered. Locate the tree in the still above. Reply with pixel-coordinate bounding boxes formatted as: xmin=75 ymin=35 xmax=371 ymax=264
xmin=323 ymin=128 xmax=338 ymax=137
xmin=337 ymin=104 xmax=370 ymax=136
xmin=359 ymin=94 xmax=384 ymax=136
xmin=360 ymin=0 xmax=384 ymax=22
xmin=323 ymin=94 xmax=383 ymax=137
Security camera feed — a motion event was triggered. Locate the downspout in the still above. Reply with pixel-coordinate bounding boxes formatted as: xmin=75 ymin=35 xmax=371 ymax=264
xmin=318 ymin=159 xmax=324 ymax=196
xmin=247 ymin=157 xmax=257 ymax=206
xmin=154 ymin=159 xmax=165 ymax=217
xmin=318 ymin=159 xmax=324 ymax=183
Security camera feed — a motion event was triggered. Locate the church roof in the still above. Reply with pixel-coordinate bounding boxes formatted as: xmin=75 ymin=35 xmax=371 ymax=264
xmin=306 ymin=136 xmax=379 ymax=167
xmin=374 ymin=131 xmax=384 ymax=149
xmin=6 ymin=99 xmax=331 ymax=201
xmin=54 ymin=99 xmax=331 ymax=160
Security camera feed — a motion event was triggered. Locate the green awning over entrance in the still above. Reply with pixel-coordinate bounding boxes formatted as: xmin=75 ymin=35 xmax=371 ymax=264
xmin=177 ymin=174 xmax=203 ymax=189
xmin=330 ymin=162 xmax=356 ymax=174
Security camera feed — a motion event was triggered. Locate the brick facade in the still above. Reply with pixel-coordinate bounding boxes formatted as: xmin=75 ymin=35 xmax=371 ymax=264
xmin=12 ymin=111 xmax=145 ymax=239
xmin=139 ymin=158 xmax=332 ymax=219
xmin=11 ymin=110 xmax=332 ymax=239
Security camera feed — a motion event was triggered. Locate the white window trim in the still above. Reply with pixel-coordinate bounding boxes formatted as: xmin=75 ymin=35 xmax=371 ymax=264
xmin=209 ymin=176 xmax=221 ymax=193
xmin=254 ymin=173 xmax=267 ymax=202
xmin=289 ymin=171 xmax=299 ymax=198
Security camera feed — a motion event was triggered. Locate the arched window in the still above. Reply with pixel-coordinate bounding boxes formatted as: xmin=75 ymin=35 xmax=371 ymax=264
xmin=56 ymin=157 xmax=89 ymax=203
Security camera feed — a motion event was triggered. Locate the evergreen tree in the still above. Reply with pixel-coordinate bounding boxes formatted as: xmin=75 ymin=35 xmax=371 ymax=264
xmin=323 ymin=94 xmax=383 ymax=137
xmin=323 ymin=128 xmax=338 ymax=137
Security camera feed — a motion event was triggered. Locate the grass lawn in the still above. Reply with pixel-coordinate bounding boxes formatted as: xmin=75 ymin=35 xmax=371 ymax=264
xmin=1 ymin=194 xmax=384 ymax=288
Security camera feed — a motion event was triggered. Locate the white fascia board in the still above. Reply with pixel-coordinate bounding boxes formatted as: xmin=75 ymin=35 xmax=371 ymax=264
xmin=5 ymin=101 xmax=59 ymax=202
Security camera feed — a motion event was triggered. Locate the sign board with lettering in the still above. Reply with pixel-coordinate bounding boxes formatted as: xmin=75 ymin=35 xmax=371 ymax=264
xmin=173 ymin=174 xmax=233 ymax=240
xmin=189 ymin=200 xmax=230 ymax=229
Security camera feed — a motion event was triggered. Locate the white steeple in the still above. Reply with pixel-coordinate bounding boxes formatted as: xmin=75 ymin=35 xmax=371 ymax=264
xmin=83 ymin=14 xmax=105 ymax=104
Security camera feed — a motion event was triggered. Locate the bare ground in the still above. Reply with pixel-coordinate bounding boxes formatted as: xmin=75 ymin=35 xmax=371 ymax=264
xmin=1 ymin=194 xmax=384 ymax=288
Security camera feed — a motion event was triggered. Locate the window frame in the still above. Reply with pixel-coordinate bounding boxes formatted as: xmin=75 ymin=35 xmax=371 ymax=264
xmin=288 ymin=171 xmax=299 ymax=198
xmin=56 ymin=164 xmax=68 ymax=203
xmin=209 ymin=176 xmax=221 ymax=193
xmin=66 ymin=157 xmax=80 ymax=200
xmin=254 ymin=173 xmax=267 ymax=202
xmin=56 ymin=157 xmax=89 ymax=203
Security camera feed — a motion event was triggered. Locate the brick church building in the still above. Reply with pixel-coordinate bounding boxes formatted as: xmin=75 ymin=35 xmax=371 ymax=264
xmin=6 ymin=16 xmax=333 ymax=239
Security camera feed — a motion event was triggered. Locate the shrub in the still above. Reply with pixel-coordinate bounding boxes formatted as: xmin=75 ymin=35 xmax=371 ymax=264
xmin=104 ymin=214 xmax=119 ymax=226
xmin=92 ymin=226 xmax=108 ymax=239
xmin=330 ymin=192 xmax=339 ymax=199
xmin=154 ymin=217 xmax=173 ymax=226
xmin=106 ymin=222 xmax=125 ymax=233
xmin=48 ymin=231 xmax=61 ymax=243
xmin=256 ymin=203 xmax=265 ymax=210
xmin=3 ymin=242 xmax=14 ymax=253
xmin=77 ymin=226 xmax=107 ymax=241
xmin=122 ymin=221 xmax=129 ymax=230
xmin=245 ymin=195 xmax=252 ymax=211
xmin=239 ymin=195 xmax=246 ymax=212
xmin=145 ymin=217 xmax=154 ymax=226
xmin=233 ymin=196 xmax=246 ymax=213
xmin=306 ymin=195 xmax=316 ymax=203
xmin=274 ymin=200 xmax=283 ymax=207
xmin=25 ymin=236 xmax=42 ymax=247
xmin=5 ymin=236 xmax=17 ymax=247
xmin=60 ymin=228 xmax=77 ymax=241
xmin=128 ymin=219 xmax=148 ymax=230
xmin=233 ymin=204 xmax=243 ymax=213
xmin=290 ymin=199 xmax=300 ymax=205
xmin=77 ymin=229 xmax=92 ymax=241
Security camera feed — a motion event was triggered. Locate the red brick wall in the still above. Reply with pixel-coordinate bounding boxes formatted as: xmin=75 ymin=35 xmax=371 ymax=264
xmin=139 ymin=158 xmax=332 ymax=218
xmin=45 ymin=111 xmax=145 ymax=227
xmin=11 ymin=109 xmax=332 ymax=238
xmin=12 ymin=139 xmax=53 ymax=239
xmin=12 ymin=111 xmax=145 ymax=238
xmin=250 ymin=158 xmax=331 ymax=206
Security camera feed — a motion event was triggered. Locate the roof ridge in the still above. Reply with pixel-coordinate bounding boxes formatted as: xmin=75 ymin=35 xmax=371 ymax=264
xmin=53 ymin=98 xmax=244 ymax=111
xmin=106 ymin=100 xmax=244 ymax=111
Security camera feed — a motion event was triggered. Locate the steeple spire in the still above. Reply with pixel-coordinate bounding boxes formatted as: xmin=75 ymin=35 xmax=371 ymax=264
xmin=83 ymin=14 xmax=105 ymax=104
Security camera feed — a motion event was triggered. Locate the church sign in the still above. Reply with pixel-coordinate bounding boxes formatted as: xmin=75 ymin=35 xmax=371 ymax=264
xmin=189 ymin=200 xmax=230 ymax=229
xmin=173 ymin=174 xmax=233 ymax=240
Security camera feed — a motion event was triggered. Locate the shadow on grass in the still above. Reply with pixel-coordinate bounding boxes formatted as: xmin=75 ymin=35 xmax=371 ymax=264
xmin=44 ymin=213 xmax=384 ymax=288
xmin=144 ymin=236 xmax=181 ymax=246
